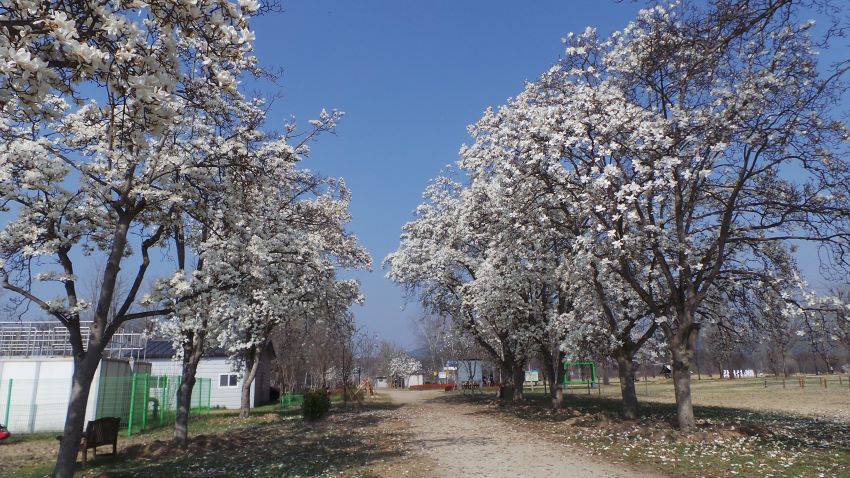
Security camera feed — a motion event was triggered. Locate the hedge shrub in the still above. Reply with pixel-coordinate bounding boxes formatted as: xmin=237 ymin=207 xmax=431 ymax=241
xmin=301 ymin=390 xmax=331 ymax=421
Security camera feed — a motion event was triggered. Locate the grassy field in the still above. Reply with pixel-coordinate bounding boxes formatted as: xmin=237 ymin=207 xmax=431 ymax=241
xmin=468 ymin=375 xmax=850 ymax=477
xmin=551 ymin=374 xmax=850 ymax=422
xmin=2 ymin=398 xmax=431 ymax=478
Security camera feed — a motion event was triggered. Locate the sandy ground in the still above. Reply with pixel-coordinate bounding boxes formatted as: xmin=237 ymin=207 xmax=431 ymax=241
xmin=382 ymin=390 xmax=662 ymax=478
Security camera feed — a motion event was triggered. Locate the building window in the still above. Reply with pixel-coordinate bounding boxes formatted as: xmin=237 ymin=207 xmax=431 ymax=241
xmin=219 ymin=374 xmax=238 ymax=388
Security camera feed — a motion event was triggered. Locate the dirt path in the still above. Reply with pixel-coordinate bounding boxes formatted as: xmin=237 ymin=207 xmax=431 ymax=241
xmin=382 ymin=390 xmax=662 ymax=478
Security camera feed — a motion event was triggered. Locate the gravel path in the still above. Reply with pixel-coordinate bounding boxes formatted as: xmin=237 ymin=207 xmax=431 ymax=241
xmin=383 ymin=390 xmax=662 ymax=478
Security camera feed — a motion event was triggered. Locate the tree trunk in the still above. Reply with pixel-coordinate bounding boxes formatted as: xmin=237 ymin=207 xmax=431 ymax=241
xmin=174 ymin=333 xmax=205 ymax=446
xmin=54 ymin=354 xmax=100 ymax=478
xmin=670 ymin=344 xmax=696 ymax=431
xmin=544 ymin=358 xmax=558 ymax=408
xmin=539 ymin=351 xmax=563 ymax=409
xmin=554 ymin=360 xmax=564 ymax=406
xmin=601 ymin=357 xmax=610 ymax=385
xmin=240 ymin=345 xmax=262 ymax=418
xmin=616 ymin=353 xmax=639 ymax=420
xmin=497 ymin=362 xmax=514 ymax=400
xmin=512 ymin=365 xmax=525 ymax=402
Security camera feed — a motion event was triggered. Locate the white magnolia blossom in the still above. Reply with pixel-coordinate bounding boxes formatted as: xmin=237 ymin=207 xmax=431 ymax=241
xmin=387 ymin=354 xmax=422 ymax=380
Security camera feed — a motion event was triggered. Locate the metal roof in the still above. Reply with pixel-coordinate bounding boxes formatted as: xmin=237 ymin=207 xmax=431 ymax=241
xmin=140 ymin=339 xmax=227 ymax=359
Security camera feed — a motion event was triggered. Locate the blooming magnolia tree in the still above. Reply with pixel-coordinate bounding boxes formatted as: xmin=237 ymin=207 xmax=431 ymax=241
xmin=450 ymin=0 xmax=850 ymax=429
xmin=386 ymin=177 xmax=539 ymax=400
xmin=150 ymin=105 xmax=369 ymax=436
xmin=387 ymin=354 xmax=422 ymax=385
xmin=0 ymin=1 xmax=271 ymax=474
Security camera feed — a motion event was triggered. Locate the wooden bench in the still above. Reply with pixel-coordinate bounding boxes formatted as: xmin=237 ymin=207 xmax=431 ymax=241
xmin=57 ymin=417 xmax=120 ymax=467
xmin=461 ymin=381 xmax=481 ymax=394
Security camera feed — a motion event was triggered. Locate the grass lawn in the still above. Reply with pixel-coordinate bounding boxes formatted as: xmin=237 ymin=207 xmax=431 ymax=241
xmin=2 ymin=396 xmax=429 ymax=478
xmin=462 ymin=376 xmax=850 ymax=477
xmin=557 ymin=375 xmax=850 ymax=422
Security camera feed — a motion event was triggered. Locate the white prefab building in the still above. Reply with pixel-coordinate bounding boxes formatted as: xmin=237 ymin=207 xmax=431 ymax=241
xmin=0 ymin=322 xmax=274 ymax=433
xmin=141 ymin=340 xmax=273 ymax=409
xmin=405 ymin=374 xmax=424 ymax=387
xmin=0 ymin=357 xmax=149 ymax=433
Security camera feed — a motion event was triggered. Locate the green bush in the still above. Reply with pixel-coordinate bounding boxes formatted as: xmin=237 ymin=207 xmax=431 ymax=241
xmin=301 ymin=390 xmax=331 ymax=421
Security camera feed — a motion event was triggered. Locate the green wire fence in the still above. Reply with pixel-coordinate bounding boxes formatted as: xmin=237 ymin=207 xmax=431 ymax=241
xmin=0 ymin=373 xmax=210 ymax=436
xmin=279 ymin=392 xmax=304 ymax=410
xmin=93 ymin=373 xmax=212 ymax=436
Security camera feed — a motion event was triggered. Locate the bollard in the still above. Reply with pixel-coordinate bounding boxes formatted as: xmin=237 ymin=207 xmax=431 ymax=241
xmin=782 ymin=378 xmax=786 ymax=389
xmin=764 ymin=379 xmax=767 ymax=388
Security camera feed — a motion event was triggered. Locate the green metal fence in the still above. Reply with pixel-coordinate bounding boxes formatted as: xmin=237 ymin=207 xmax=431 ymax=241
xmin=0 ymin=373 xmax=210 ymax=436
xmin=95 ymin=373 xmax=211 ymax=436
xmin=280 ymin=392 xmax=303 ymax=410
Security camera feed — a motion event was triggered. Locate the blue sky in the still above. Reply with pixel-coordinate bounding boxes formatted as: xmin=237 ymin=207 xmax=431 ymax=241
xmin=248 ymin=1 xmax=646 ymax=347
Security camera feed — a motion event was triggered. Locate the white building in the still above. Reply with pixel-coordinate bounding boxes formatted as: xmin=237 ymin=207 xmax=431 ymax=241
xmin=0 ymin=357 xmax=147 ymax=433
xmin=141 ymin=340 xmax=273 ymax=409
xmin=405 ymin=374 xmax=424 ymax=387
xmin=0 ymin=322 xmax=274 ymax=433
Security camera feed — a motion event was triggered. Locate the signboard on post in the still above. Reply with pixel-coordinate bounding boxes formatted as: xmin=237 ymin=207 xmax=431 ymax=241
xmin=445 ymin=360 xmax=458 ymax=371
xmin=438 ymin=371 xmax=447 ymax=379
xmin=525 ymin=370 xmax=539 ymax=382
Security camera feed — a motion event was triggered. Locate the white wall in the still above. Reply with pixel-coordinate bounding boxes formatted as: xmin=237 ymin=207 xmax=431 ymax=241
xmin=148 ymin=358 xmax=254 ymax=409
xmin=405 ymin=374 xmax=424 ymax=387
xmin=457 ymin=360 xmax=483 ymax=383
xmin=0 ymin=358 xmax=98 ymax=432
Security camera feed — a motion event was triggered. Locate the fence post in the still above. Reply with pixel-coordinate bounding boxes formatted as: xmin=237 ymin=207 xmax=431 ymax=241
xmin=141 ymin=374 xmax=148 ymax=431
xmin=207 ymin=379 xmax=211 ymax=413
xmin=3 ymin=378 xmax=11 ymax=427
xmin=782 ymin=378 xmax=786 ymax=389
xmin=764 ymin=379 xmax=767 ymax=388
xmin=127 ymin=373 xmax=137 ymax=437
